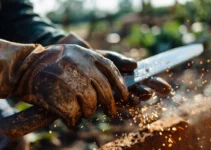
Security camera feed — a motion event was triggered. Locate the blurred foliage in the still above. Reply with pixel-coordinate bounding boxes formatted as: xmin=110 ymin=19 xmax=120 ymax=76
xmin=125 ymin=24 xmax=156 ymax=48
xmin=15 ymin=102 xmax=31 ymax=111
xmin=173 ymin=3 xmax=190 ymax=23
xmin=45 ymin=0 xmax=211 ymax=55
xmin=159 ymin=21 xmax=180 ymax=39
xmin=194 ymin=0 xmax=211 ymax=23
xmin=124 ymin=21 xmax=182 ymax=54
xmin=118 ymin=0 xmax=133 ymax=14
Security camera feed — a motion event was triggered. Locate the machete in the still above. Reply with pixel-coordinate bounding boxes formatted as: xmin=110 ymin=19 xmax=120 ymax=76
xmin=0 ymin=44 xmax=204 ymax=139
xmin=123 ymin=44 xmax=204 ymax=87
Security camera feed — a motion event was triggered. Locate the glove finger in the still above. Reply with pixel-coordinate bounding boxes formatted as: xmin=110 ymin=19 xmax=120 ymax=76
xmin=76 ymin=86 xmax=97 ymax=119
xmin=97 ymin=50 xmax=137 ymax=72
xmin=143 ymin=77 xmax=172 ymax=96
xmin=90 ymin=78 xmax=117 ymax=117
xmin=127 ymin=94 xmax=141 ymax=107
xmin=94 ymin=58 xmax=129 ymax=103
xmin=130 ymin=85 xmax=154 ymax=101
xmin=116 ymin=85 xmax=154 ymax=108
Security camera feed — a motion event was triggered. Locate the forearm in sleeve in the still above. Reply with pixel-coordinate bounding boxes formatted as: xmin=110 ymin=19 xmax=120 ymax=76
xmin=0 ymin=0 xmax=66 ymax=46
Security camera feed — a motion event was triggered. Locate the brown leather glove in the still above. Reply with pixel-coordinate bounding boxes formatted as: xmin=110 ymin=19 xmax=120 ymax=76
xmin=57 ymin=33 xmax=172 ymax=105
xmin=0 ymin=39 xmax=128 ymax=126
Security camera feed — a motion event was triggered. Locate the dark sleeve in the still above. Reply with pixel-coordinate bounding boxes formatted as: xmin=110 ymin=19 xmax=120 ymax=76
xmin=0 ymin=0 xmax=67 ymax=46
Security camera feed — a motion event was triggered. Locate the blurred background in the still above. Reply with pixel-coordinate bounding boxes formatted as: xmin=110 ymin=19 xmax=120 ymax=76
xmin=30 ymin=0 xmax=211 ymax=58
xmin=14 ymin=0 xmax=211 ymax=149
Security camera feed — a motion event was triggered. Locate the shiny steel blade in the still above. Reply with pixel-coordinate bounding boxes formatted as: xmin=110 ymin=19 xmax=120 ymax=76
xmin=123 ymin=44 xmax=204 ymax=87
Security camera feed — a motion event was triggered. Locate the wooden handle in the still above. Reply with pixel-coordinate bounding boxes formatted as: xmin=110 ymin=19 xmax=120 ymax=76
xmin=0 ymin=106 xmax=57 ymax=139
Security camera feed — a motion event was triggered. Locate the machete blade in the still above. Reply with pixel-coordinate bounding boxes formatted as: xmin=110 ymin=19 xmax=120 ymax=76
xmin=123 ymin=44 xmax=204 ymax=87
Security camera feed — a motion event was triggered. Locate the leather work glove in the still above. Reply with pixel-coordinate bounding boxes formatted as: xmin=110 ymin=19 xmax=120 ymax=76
xmin=58 ymin=33 xmax=172 ymax=106
xmin=0 ymin=39 xmax=129 ymax=126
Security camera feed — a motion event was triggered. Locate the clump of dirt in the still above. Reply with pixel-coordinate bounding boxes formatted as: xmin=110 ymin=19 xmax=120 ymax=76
xmin=101 ymin=98 xmax=211 ymax=150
